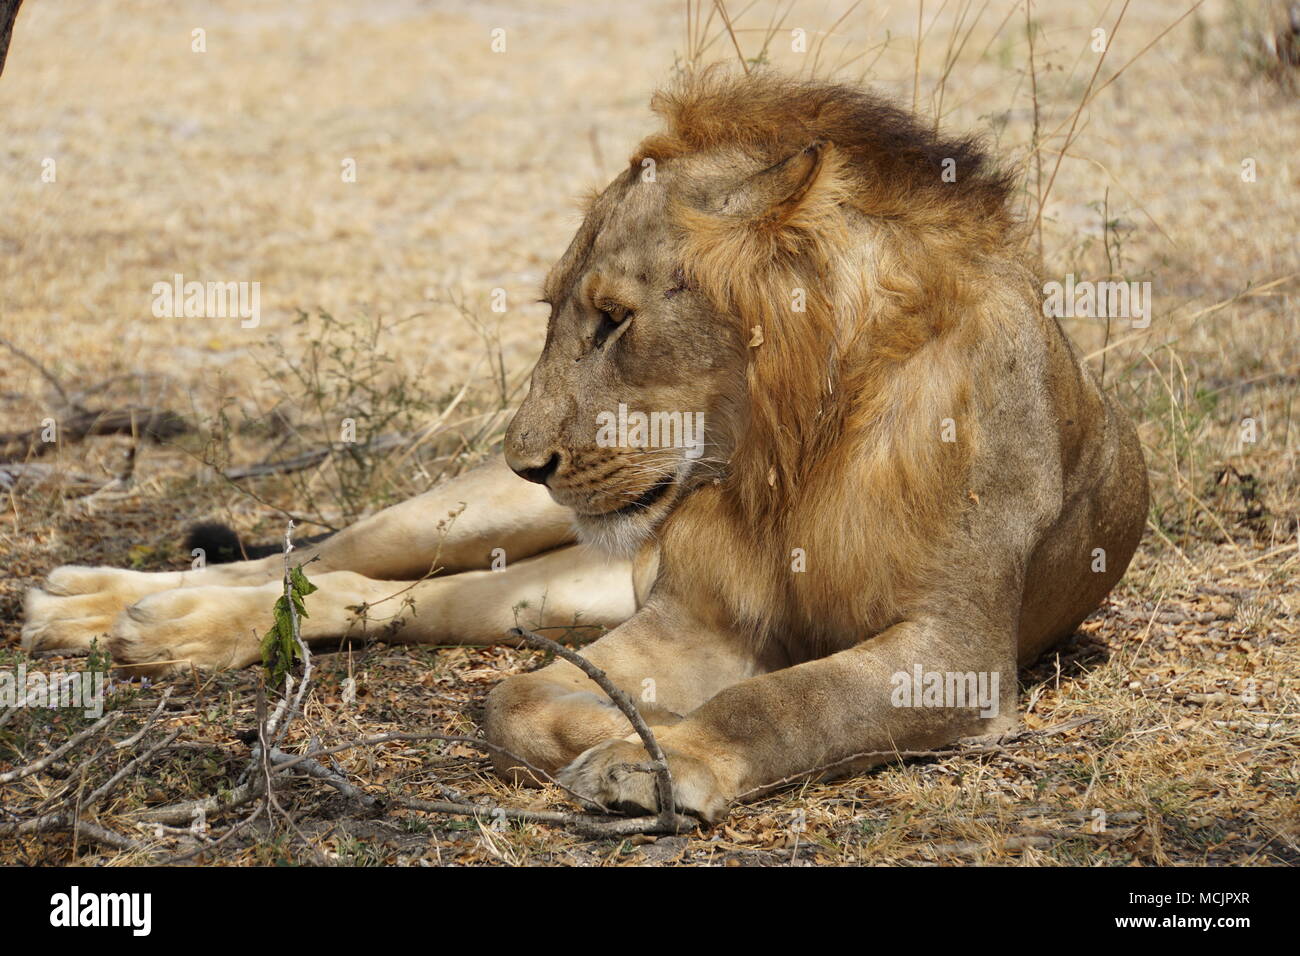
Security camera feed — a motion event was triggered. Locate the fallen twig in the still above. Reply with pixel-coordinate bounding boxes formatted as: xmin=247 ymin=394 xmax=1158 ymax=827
xmin=133 ymin=780 xmax=263 ymax=826
xmin=0 ymin=711 xmax=124 ymax=783
xmin=508 ymin=626 xmax=679 ymax=828
xmin=267 ymin=729 xmax=600 ymax=810
xmin=83 ymin=730 xmax=182 ymax=810
xmin=0 ymin=405 xmax=190 ymax=463
xmin=0 ymin=813 xmax=146 ymax=853
xmin=112 ymin=687 xmax=173 ymax=749
xmin=393 ymin=795 xmax=694 ymax=840
xmin=268 ymin=748 xmax=380 ymax=810
xmin=134 ymin=728 xmax=603 ymax=826
xmin=0 ymin=718 xmax=177 ymax=856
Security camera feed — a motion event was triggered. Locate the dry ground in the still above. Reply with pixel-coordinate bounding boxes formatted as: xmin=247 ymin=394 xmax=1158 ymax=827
xmin=0 ymin=0 xmax=1296 ymax=865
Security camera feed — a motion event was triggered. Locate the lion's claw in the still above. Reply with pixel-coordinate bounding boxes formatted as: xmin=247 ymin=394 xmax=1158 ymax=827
xmin=557 ymin=736 xmax=733 ymax=824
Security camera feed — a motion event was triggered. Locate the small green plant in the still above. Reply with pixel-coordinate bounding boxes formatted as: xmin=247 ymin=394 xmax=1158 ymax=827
xmin=85 ymin=636 xmax=111 ymax=682
xmin=260 ymin=563 xmax=317 ymax=687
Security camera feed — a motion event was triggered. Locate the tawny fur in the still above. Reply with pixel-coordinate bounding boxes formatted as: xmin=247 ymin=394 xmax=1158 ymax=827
xmin=22 ymin=70 xmax=1148 ymax=823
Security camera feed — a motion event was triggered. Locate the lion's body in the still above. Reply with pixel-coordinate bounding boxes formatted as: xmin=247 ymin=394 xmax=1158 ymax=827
xmin=23 ymin=71 xmax=1146 ymax=821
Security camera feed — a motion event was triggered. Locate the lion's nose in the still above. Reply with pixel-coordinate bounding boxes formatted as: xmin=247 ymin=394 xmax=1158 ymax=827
xmin=507 ymin=451 xmax=561 ymax=486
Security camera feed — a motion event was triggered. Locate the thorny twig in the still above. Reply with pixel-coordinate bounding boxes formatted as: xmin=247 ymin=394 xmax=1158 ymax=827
xmin=393 ymin=795 xmax=690 ymax=840
xmin=241 ymin=520 xmax=328 ymax=862
xmin=113 ymin=687 xmax=173 ymax=749
xmin=0 ymin=711 xmax=123 ymax=784
xmin=135 ymin=621 xmax=698 ymax=847
xmin=0 ymin=708 xmax=179 ymax=852
xmin=509 ymin=626 xmax=681 ymax=829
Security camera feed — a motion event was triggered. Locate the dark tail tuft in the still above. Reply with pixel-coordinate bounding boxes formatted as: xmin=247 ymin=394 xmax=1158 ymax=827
xmin=183 ymin=521 xmax=336 ymax=564
xmin=184 ymin=522 xmax=280 ymax=563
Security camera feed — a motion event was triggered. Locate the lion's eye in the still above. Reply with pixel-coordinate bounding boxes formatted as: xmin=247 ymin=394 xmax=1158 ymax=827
xmin=592 ymin=307 xmax=629 ymax=350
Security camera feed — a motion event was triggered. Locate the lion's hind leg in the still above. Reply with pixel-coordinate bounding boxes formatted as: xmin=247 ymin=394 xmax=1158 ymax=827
xmin=22 ymin=566 xmax=194 ymax=656
xmin=101 ymin=544 xmax=637 ymax=678
xmin=20 ymin=559 xmax=281 ymax=658
xmin=21 ymin=453 xmax=578 ymax=659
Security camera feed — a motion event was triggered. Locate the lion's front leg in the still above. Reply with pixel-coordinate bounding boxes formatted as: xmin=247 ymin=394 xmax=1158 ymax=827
xmin=557 ymin=616 xmax=1017 ymax=823
xmin=484 ymin=605 xmax=779 ymax=789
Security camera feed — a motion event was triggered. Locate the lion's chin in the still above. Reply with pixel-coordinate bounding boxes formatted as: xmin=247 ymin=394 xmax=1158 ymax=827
xmin=570 ymin=477 xmax=681 ymax=556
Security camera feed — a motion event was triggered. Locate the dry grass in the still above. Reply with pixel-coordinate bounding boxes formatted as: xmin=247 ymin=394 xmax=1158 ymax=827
xmin=1 ymin=0 xmax=1297 ymax=865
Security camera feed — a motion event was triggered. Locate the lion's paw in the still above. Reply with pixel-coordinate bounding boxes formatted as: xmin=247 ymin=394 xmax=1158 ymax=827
xmin=557 ymin=736 xmax=734 ymax=824
xmin=106 ymin=587 xmax=265 ymax=678
xmin=22 ymin=566 xmax=188 ymax=657
xmin=21 ymin=587 xmax=115 ymax=655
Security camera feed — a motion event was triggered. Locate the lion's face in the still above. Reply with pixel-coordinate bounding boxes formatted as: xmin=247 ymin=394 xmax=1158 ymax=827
xmin=504 ymin=162 xmax=743 ymax=552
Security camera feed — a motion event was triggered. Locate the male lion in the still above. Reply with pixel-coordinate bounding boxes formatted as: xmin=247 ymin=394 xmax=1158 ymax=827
xmin=22 ymin=71 xmax=1147 ymax=822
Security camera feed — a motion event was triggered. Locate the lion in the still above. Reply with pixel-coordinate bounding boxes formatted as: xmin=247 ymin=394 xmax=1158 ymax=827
xmin=21 ymin=70 xmax=1148 ymax=823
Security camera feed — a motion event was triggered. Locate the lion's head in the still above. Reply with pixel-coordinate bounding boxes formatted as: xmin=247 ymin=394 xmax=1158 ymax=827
xmin=502 ymin=143 xmax=741 ymax=554
xmin=506 ymin=69 xmax=1021 ymax=578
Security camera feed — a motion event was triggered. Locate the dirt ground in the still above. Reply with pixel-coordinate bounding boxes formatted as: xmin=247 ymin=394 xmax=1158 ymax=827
xmin=0 ymin=0 xmax=1296 ymax=865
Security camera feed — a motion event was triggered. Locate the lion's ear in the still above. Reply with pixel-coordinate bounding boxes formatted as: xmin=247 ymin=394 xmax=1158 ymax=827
xmin=723 ymin=140 xmax=828 ymax=223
